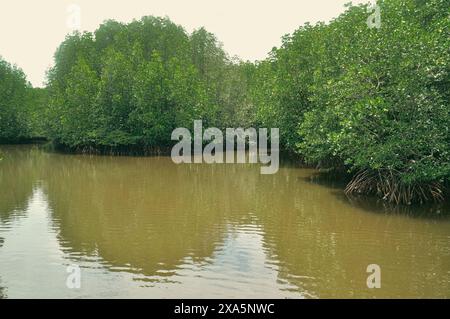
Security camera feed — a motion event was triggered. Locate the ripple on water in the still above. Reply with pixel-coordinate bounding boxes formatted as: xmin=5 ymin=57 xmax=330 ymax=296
xmin=1 ymin=146 xmax=450 ymax=298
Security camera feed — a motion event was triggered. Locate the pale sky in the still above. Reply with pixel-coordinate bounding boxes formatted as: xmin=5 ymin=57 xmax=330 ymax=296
xmin=0 ymin=0 xmax=368 ymax=87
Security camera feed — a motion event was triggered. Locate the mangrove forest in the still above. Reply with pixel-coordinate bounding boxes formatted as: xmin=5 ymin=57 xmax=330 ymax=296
xmin=1 ymin=0 xmax=449 ymax=205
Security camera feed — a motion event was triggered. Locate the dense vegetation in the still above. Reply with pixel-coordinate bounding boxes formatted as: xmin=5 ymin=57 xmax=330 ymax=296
xmin=0 ymin=0 xmax=448 ymax=204
xmin=249 ymin=0 xmax=449 ymax=204
xmin=44 ymin=17 xmax=252 ymax=152
xmin=0 ymin=57 xmax=47 ymax=143
xmin=0 ymin=58 xmax=30 ymax=143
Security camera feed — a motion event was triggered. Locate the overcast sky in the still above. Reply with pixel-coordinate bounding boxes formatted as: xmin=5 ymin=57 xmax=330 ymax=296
xmin=0 ymin=0 xmax=369 ymax=87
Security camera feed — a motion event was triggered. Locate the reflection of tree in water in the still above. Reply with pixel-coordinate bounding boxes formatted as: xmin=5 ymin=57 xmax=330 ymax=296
xmin=2 ymin=146 xmax=449 ymax=298
xmin=0 ymin=145 xmax=46 ymax=223
xmin=305 ymin=169 xmax=450 ymax=218
xmin=0 ymin=281 xmax=6 ymax=299
xmin=337 ymin=192 xmax=450 ymax=220
xmin=0 ymin=146 xmax=47 ymax=299
xmin=42 ymin=155 xmax=260 ymax=278
xmin=253 ymin=168 xmax=450 ymax=298
xmin=0 ymin=235 xmax=6 ymax=298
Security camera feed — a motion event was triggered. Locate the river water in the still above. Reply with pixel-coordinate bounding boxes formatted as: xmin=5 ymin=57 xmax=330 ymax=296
xmin=0 ymin=145 xmax=449 ymax=298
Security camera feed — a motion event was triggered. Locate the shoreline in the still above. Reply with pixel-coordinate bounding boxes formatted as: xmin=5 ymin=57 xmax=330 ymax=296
xmin=2 ymin=142 xmax=448 ymax=208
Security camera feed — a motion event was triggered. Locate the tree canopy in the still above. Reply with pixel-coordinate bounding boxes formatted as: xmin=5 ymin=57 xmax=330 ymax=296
xmin=0 ymin=57 xmax=30 ymax=143
xmin=45 ymin=17 xmax=252 ymax=151
xmin=249 ymin=0 xmax=449 ymax=203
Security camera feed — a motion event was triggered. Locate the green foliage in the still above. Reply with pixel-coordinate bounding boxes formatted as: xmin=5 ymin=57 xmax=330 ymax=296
xmin=0 ymin=57 xmax=30 ymax=142
xmin=4 ymin=1 xmax=447 ymax=204
xmin=251 ymin=0 xmax=449 ymax=202
xmin=26 ymin=87 xmax=49 ymax=138
xmin=46 ymin=17 xmax=249 ymax=149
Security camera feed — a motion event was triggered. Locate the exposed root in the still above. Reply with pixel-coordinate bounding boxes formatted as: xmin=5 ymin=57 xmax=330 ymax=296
xmin=345 ymin=169 xmax=445 ymax=205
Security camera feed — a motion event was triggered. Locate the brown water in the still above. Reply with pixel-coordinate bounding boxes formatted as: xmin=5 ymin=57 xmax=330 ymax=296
xmin=0 ymin=145 xmax=449 ymax=299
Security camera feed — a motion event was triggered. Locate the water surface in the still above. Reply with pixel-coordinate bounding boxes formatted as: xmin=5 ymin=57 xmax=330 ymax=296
xmin=0 ymin=145 xmax=449 ymax=298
